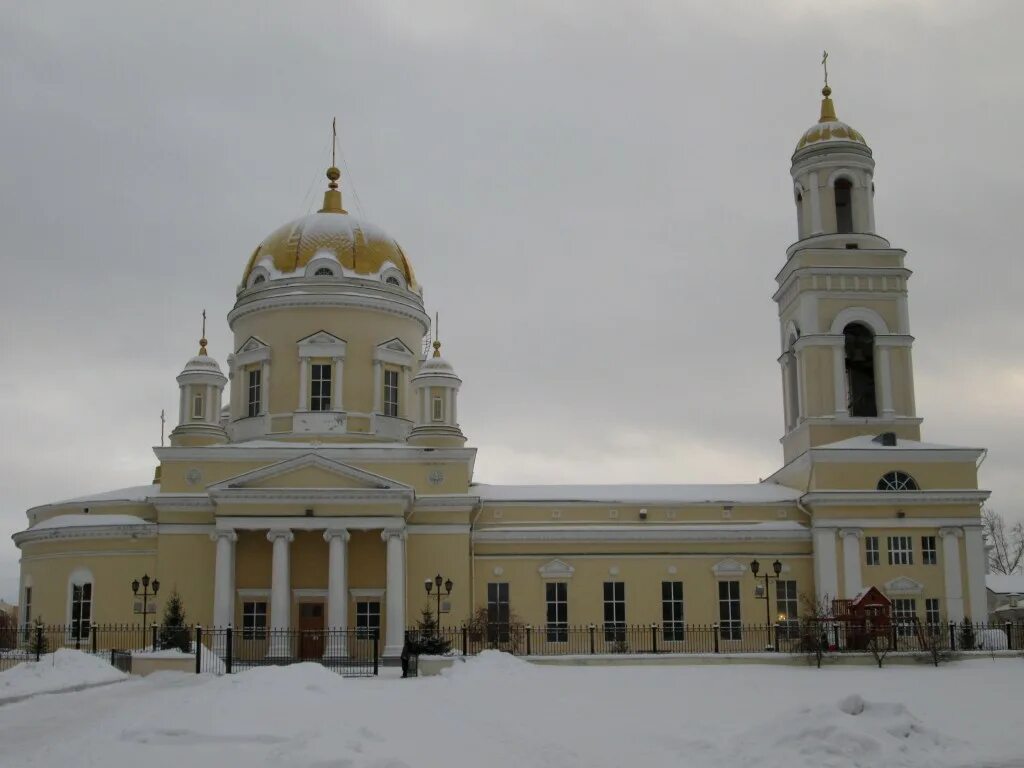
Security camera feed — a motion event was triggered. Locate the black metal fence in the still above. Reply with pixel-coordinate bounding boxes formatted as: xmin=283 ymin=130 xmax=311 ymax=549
xmin=406 ymin=620 xmax=1024 ymax=658
xmin=0 ymin=624 xmax=379 ymax=677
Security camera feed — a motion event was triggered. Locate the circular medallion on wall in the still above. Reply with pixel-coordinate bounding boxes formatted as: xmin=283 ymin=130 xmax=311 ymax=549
xmin=667 ymin=565 xmax=678 ymax=575
xmin=493 ymin=567 xmax=504 ymax=576
xmin=428 ymin=470 xmax=444 ymax=486
xmin=186 ymin=468 xmax=203 ymax=486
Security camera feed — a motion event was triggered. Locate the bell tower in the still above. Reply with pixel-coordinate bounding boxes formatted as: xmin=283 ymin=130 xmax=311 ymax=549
xmin=776 ymin=72 xmax=921 ymax=463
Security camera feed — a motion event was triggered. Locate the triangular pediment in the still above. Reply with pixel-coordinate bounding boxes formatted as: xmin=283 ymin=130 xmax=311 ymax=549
xmin=538 ymin=558 xmax=575 ymax=579
xmin=236 ymin=336 xmax=268 ymax=354
xmin=379 ymin=338 xmax=413 ymax=355
xmin=209 ymin=454 xmax=411 ymax=493
xmin=297 ymin=330 xmax=345 ymax=346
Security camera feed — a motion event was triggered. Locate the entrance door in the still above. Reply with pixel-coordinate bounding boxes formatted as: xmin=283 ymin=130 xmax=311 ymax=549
xmin=299 ymin=602 xmax=325 ymax=660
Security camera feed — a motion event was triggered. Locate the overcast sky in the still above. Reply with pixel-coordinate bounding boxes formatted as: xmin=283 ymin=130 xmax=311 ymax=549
xmin=1 ymin=1 xmax=1021 ymax=602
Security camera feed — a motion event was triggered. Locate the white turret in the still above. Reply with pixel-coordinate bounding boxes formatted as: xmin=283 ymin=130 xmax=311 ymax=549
xmin=169 ymin=330 xmax=228 ymax=447
xmin=408 ymin=338 xmax=465 ymax=447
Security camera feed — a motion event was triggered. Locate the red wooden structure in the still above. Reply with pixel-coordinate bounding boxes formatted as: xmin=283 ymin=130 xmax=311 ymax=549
xmin=832 ymin=587 xmax=892 ymax=650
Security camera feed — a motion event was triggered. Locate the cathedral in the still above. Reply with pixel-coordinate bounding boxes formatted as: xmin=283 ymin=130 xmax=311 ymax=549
xmin=12 ymin=81 xmax=990 ymax=660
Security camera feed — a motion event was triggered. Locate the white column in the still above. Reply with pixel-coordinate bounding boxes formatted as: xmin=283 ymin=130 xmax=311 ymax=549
xmin=795 ymin=351 xmax=806 ymax=420
xmin=451 ymin=388 xmax=457 ymax=425
xmin=382 ymin=529 xmax=406 ymax=658
xmin=178 ymin=387 xmax=186 ymax=424
xmin=963 ymin=526 xmax=988 ymax=623
xmin=832 ymin=343 xmax=848 ymax=417
xmin=297 ymin=357 xmax=308 ymax=410
xmin=877 ymin=345 xmax=895 ymax=417
xmin=324 ymin=529 xmax=350 ymax=629
xmin=421 ymin=388 xmax=430 ymax=424
xmin=211 ymin=531 xmax=237 ymax=628
xmin=373 ymin=361 xmax=383 ymax=413
xmin=839 ymin=529 xmax=862 ymax=598
xmin=260 ymin=360 xmax=270 ymax=415
xmin=812 ymin=528 xmax=839 ymax=602
xmin=865 ymin=175 xmax=876 ymax=233
xmin=809 ymin=171 xmax=823 ymax=234
xmin=400 ymin=366 xmax=409 ymax=419
xmin=939 ymin=527 xmax=965 ymax=623
xmin=267 ymin=529 xmax=294 ymax=656
xmin=333 ymin=358 xmax=344 ymax=411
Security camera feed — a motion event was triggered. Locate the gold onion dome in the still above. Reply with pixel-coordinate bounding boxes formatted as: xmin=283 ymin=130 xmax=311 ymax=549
xmin=795 ymin=85 xmax=868 ymax=152
xmin=241 ymin=166 xmax=418 ymax=291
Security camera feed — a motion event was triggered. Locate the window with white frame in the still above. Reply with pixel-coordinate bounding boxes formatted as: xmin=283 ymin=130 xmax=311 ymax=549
xmin=70 ymin=582 xmax=92 ymax=640
xmin=776 ymin=580 xmax=799 ymax=638
xmin=865 ymin=536 xmax=880 ymax=566
xmin=242 ymin=601 xmax=267 ymax=639
xmin=487 ymin=583 xmax=510 ymax=643
xmin=661 ymin=581 xmax=684 ymax=641
xmin=431 ymin=396 xmax=444 ymax=422
xmin=718 ymin=581 xmax=742 ymax=640
xmin=383 ymin=368 xmax=399 ymax=417
xmin=356 ymin=601 xmax=380 ymax=638
xmin=888 ymin=536 xmax=914 ymax=565
xmin=877 ymin=471 xmax=919 ymax=491
xmin=247 ymin=367 xmax=261 ymax=418
xmin=546 ymin=582 xmax=567 ymax=642
xmin=921 ymin=536 xmax=937 ymax=565
xmin=603 ymin=582 xmax=625 ymax=642
xmin=892 ymin=598 xmax=917 ymax=636
xmin=310 ymin=363 xmax=332 ymax=411
xmin=192 ymin=391 xmax=205 ymax=420
xmin=925 ymin=598 xmax=941 ymax=627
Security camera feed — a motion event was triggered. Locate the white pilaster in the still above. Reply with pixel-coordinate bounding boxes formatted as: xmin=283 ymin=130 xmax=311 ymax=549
xmin=865 ymin=175 xmax=876 ymax=233
xmin=373 ymin=361 xmax=383 ymax=413
xmin=445 ymin=389 xmax=453 ymax=424
xmin=267 ymin=529 xmax=294 ymax=656
xmin=333 ymin=358 xmax=344 ymax=411
xmin=839 ymin=529 xmax=862 ymax=598
xmin=297 ymin=357 xmax=308 ymax=411
xmin=382 ymin=529 xmax=406 ymax=658
xmin=877 ymin=346 xmax=895 ymax=417
xmin=324 ymin=529 xmax=350 ymax=629
xmin=939 ymin=527 xmax=965 ymax=623
xmin=832 ymin=344 xmax=848 ymax=417
xmin=812 ymin=528 xmax=839 ymax=602
xmin=260 ymin=360 xmax=270 ymax=415
xmin=178 ymin=388 xmax=186 ymax=424
xmin=211 ymin=530 xmax=237 ymax=628
xmin=809 ymin=171 xmax=823 ymax=234
xmin=963 ymin=526 xmax=988 ymax=623
xmin=795 ymin=351 xmax=806 ymax=420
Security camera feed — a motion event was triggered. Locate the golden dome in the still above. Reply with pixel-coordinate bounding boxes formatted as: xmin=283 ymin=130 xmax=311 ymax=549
xmin=242 ymin=174 xmax=418 ymax=290
xmin=795 ymin=86 xmax=868 ymax=152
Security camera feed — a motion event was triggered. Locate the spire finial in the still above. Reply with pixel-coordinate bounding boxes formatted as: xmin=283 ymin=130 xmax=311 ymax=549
xmin=432 ymin=312 xmax=442 ymax=357
xmin=199 ymin=309 xmax=208 ymax=355
xmin=160 ymin=409 xmax=166 ymax=447
xmin=320 ymin=118 xmax=346 ymax=213
xmin=818 ymin=51 xmax=837 ymax=122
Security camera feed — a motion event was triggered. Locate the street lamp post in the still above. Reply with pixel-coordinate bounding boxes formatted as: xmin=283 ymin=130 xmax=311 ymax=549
xmin=750 ymin=559 xmax=782 ymax=649
xmin=131 ymin=573 xmax=160 ymax=629
xmin=424 ymin=574 xmax=453 ymax=630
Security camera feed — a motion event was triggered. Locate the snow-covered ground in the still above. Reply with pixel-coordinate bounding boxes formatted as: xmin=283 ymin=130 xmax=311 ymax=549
xmin=0 ymin=648 xmax=126 ymax=701
xmin=0 ymin=652 xmax=1021 ymax=767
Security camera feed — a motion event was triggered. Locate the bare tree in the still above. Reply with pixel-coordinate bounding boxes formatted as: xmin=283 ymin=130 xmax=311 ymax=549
xmin=799 ymin=593 xmax=833 ymax=669
xmin=865 ymin=617 xmax=892 ymax=668
xmin=982 ymin=508 xmax=1024 ymax=575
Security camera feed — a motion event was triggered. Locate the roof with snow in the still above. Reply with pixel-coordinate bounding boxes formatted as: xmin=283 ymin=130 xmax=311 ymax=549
xmin=815 ymin=435 xmax=982 ymax=451
xmin=44 ymin=484 xmax=159 ymax=507
xmin=31 ymin=514 xmax=152 ymax=530
xmin=471 ymin=483 xmax=800 ymax=504
xmin=986 ymin=574 xmax=1024 ymax=594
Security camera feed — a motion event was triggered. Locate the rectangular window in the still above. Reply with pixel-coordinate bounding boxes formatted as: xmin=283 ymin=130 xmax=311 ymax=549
xmin=247 ymin=368 xmax=261 ymax=417
xmin=192 ymin=391 xmax=205 ymax=420
xmin=70 ymin=583 xmax=92 ymax=640
xmin=486 ymin=583 xmax=510 ymax=642
xmin=718 ymin=580 xmax=741 ymax=641
xmin=603 ymin=582 xmax=625 ymax=641
xmin=310 ymin=363 xmax=332 ymax=411
xmin=888 ymin=536 xmax=914 ymax=565
xmin=546 ymin=582 xmax=567 ymax=642
xmin=776 ymin=580 xmax=799 ymax=638
xmin=925 ymin=598 xmax=941 ymax=628
xmin=661 ymin=581 xmax=684 ymax=641
xmin=921 ymin=536 xmax=937 ymax=565
xmin=431 ymin=396 xmax=444 ymax=422
xmin=383 ymin=368 xmax=399 ymax=417
xmin=892 ymin=598 xmax=917 ymax=636
xmin=865 ymin=536 xmax=880 ymax=566
xmin=356 ymin=601 xmax=380 ymax=638
xmin=242 ymin=601 xmax=267 ymax=639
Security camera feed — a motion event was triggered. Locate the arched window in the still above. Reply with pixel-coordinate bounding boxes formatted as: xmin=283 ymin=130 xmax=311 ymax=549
xmin=785 ymin=332 xmax=800 ymax=430
xmin=844 ymin=323 xmax=877 ymax=417
xmin=795 ymin=192 xmax=805 ymax=238
xmin=385 ymin=275 xmax=401 ymax=286
xmin=314 ymin=267 xmax=334 ymax=277
xmin=253 ymin=274 xmax=266 ymax=285
xmin=834 ymin=178 xmax=853 ymax=234
xmin=877 ymin=471 xmax=919 ymax=491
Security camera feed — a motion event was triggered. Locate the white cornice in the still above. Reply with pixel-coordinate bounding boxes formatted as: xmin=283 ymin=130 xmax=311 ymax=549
xmin=408 ymin=525 xmax=471 ymax=534
xmin=209 ymin=489 xmax=413 ymax=505
xmin=803 ymin=490 xmax=990 ymax=506
xmin=14 ymin=523 xmax=158 ymax=546
xmin=472 ymin=525 xmax=811 ymax=544
xmin=153 ymin=444 xmax=477 ymax=464
xmin=228 ymin=285 xmax=429 ymax=332
xmin=207 ymin=453 xmax=414 ymax=493
xmin=215 ymin=515 xmax=405 ymax=531
xmin=413 ymin=495 xmax=480 ymax=512
xmin=151 ymin=496 xmax=216 ymax=513
xmin=811 ymin=517 xmax=983 ymax=530
xmin=808 ymin=447 xmax=985 ymax=464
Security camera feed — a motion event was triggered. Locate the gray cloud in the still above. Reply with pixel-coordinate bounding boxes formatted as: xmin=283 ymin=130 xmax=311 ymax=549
xmin=1 ymin=0 xmax=1021 ymax=600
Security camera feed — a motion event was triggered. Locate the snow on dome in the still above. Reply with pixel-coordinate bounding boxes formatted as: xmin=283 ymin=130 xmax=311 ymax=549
xmin=795 ymin=86 xmax=869 ymax=153
xmin=242 ymin=210 xmax=418 ymax=290
xmin=32 ymin=514 xmax=152 ymax=531
xmin=181 ymin=353 xmax=223 ymax=375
